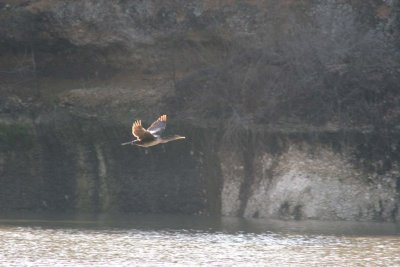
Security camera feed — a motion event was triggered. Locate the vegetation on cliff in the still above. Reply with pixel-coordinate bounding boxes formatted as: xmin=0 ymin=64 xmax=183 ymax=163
xmin=1 ymin=0 xmax=399 ymax=131
xmin=0 ymin=0 xmax=399 ymax=221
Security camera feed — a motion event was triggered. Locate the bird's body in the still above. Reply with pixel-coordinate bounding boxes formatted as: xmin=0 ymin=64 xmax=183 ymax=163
xmin=121 ymin=115 xmax=185 ymax=147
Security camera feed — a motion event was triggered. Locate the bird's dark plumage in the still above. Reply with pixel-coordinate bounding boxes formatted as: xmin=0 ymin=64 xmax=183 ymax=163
xmin=122 ymin=114 xmax=185 ymax=147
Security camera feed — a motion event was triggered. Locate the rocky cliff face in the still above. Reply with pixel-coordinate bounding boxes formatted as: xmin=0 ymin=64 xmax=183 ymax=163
xmin=0 ymin=0 xmax=399 ymax=221
xmin=0 ymin=107 xmax=208 ymax=214
xmin=219 ymin=133 xmax=400 ymax=221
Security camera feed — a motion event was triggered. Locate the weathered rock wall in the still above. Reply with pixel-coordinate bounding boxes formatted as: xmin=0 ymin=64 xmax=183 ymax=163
xmin=0 ymin=109 xmax=207 ymax=214
xmin=218 ymin=132 xmax=400 ymax=221
xmin=1 ymin=99 xmax=400 ymax=221
xmin=1 ymin=0 xmax=399 ymax=221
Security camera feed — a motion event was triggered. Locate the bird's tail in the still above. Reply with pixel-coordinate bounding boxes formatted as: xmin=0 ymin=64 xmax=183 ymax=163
xmin=121 ymin=141 xmax=132 ymax=146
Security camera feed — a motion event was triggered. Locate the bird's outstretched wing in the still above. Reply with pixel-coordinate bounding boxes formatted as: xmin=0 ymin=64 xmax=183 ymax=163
xmin=147 ymin=114 xmax=167 ymax=136
xmin=132 ymin=120 xmax=153 ymax=140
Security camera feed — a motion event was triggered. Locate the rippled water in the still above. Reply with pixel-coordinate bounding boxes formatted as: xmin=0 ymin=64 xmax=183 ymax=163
xmin=0 ymin=214 xmax=399 ymax=266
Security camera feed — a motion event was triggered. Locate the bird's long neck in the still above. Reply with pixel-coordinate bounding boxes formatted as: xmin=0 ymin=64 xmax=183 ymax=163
xmin=160 ymin=135 xmax=185 ymax=143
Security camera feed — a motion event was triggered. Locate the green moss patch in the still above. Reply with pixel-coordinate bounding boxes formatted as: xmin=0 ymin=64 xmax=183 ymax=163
xmin=0 ymin=123 xmax=35 ymax=151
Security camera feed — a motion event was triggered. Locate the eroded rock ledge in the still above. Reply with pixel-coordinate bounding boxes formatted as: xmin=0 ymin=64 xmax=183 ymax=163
xmin=1 ymin=0 xmax=399 ymax=221
xmin=218 ymin=134 xmax=400 ymax=221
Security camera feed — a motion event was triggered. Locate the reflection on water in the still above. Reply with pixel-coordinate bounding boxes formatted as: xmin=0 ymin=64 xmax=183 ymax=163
xmin=0 ymin=214 xmax=399 ymax=266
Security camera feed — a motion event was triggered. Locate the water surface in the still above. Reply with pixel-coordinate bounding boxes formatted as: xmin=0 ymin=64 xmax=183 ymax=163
xmin=0 ymin=214 xmax=399 ymax=266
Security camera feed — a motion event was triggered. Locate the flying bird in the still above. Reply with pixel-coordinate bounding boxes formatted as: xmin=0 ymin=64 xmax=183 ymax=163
xmin=121 ymin=114 xmax=185 ymax=147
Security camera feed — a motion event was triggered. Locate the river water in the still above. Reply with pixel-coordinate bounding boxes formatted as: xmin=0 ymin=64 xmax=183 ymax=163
xmin=0 ymin=214 xmax=399 ymax=266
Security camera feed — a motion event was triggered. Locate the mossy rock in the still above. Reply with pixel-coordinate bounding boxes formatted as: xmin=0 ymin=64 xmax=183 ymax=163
xmin=0 ymin=123 xmax=35 ymax=151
